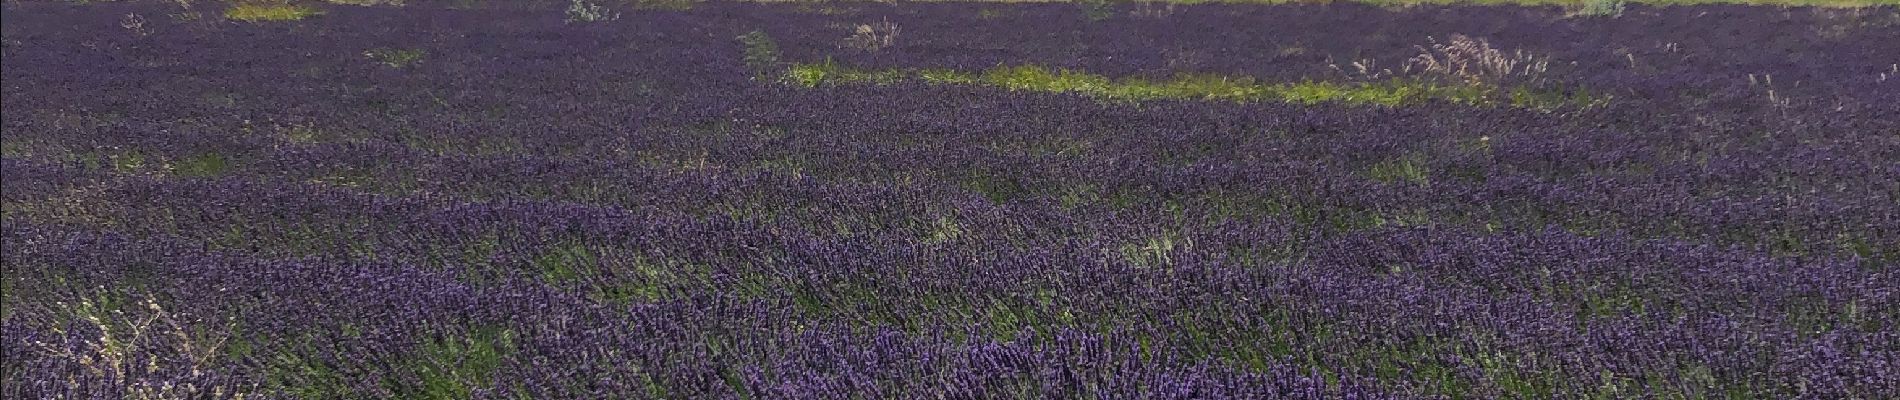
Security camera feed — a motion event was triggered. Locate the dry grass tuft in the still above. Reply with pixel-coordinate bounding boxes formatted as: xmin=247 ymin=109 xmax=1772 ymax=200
xmin=30 ymin=295 xmax=253 ymax=398
xmin=1406 ymin=34 xmax=1549 ymax=84
xmin=842 ymin=18 xmax=900 ymax=52
xmin=120 ymin=13 xmax=151 ymax=36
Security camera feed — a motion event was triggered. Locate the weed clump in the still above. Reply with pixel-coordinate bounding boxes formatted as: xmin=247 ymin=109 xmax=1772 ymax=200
xmin=365 ymin=48 xmax=426 ymax=68
xmin=566 ymin=0 xmax=620 ymax=23
xmin=841 ymin=19 xmax=900 ymax=52
xmin=1573 ymin=0 xmax=1628 ymax=18
xmin=1407 ymin=34 xmax=1550 ymax=85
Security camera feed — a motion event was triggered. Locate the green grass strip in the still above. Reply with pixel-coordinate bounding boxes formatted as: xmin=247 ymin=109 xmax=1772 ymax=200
xmin=786 ymin=61 xmax=1605 ymax=109
xmin=225 ymin=3 xmax=323 ymax=22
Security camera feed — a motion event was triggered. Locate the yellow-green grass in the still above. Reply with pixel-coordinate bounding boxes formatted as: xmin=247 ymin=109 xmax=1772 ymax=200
xmin=224 ymin=3 xmax=323 ymax=22
xmin=786 ymin=61 xmax=1604 ymax=109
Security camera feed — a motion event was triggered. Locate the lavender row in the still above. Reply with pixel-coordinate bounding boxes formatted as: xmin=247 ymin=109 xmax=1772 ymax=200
xmin=7 ymin=75 xmax=1894 ymax=262
xmin=5 ymin=157 xmax=1894 ymax=397
xmin=5 ymin=1 xmax=1898 ymax=398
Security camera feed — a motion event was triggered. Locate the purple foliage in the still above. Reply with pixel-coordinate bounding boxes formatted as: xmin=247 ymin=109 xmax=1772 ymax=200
xmin=3 ymin=1 xmax=1896 ymax=399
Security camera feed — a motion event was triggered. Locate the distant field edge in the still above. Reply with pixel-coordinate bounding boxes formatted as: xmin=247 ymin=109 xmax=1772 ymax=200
xmin=13 ymin=0 xmax=1896 ymax=9
xmin=741 ymin=0 xmax=1899 ymax=7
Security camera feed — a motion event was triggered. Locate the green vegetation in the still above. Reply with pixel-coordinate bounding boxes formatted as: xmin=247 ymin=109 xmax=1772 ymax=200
xmin=394 ymin=327 xmax=516 ymax=400
xmin=1366 ymin=155 xmax=1431 ymax=185
xmin=261 ymin=326 xmax=516 ymax=399
xmin=532 ymin=241 xmax=596 ymax=282
xmin=788 ymin=61 xmax=1604 ymax=109
xmin=1573 ymin=0 xmax=1629 ymax=16
xmin=530 ymin=242 xmax=695 ymax=304
xmin=737 ymin=30 xmax=782 ymax=78
xmin=224 ymin=2 xmax=322 ymax=22
xmin=263 ymin=339 xmax=354 ymax=399
xmin=365 ymin=48 xmax=427 ymax=68
xmin=1079 ymin=0 xmax=1118 ymax=20
xmin=172 ymin=152 xmax=232 ymax=177
xmin=565 ymin=0 xmax=621 ymax=23
xmin=1118 ymin=231 xmax=1186 ymax=268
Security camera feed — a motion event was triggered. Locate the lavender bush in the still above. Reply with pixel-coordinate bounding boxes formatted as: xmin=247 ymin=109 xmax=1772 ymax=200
xmin=3 ymin=1 xmax=1895 ymax=399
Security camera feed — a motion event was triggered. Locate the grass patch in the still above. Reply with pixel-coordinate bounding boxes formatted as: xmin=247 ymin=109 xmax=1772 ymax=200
xmin=920 ymin=215 xmax=966 ymax=244
xmin=786 ymin=59 xmax=904 ymax=87
xmin=1117 ymin=231 xmax=1187 ymax=268
xmin=531 ymin=240 xmax=595 ymax=282
xmin=261 ymin=326 xmax=515 ymax=400
xmin=566 ymin=0 xmax=621 ymax=23
xmin=224 ymin=2 xmax=323 ymax=22
xmin=529 ymin=241 xmax=702 ymax=304
xmin=263 ymin=338 xmax=354 ymax=399
xmin=1366 ymin=155 xmax=1430 ymax=185
xmin=785 ymin=62 xmax=1601 ymax=109
xmin=392 ymin=327 xmax=516 ymax=400
xmin=172 ymin=152 xmax=232 ymax=177
xmin=1571 ymin=0 xmax=1627 ymax=17
xmin=364 ymin=48 xmax=426 ymax=68
xmin=960 ymin=168 xmax=1032 ymax=204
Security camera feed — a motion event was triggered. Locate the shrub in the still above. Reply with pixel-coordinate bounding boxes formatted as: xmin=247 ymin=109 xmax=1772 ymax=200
xmin=120 ymin=13 xmax=150 ymax=36
xmin=1078 ymin=0 xmax=1116 ymax=21
xmin=565 ymin=0 xmax=620 ymax=23
xmin=1574 ymin=0 xmax=1627 ymax=18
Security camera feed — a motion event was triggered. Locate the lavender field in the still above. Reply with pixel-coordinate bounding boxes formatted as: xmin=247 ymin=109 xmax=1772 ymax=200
xmin=2 ymin=1 xmax=1897 ymax=398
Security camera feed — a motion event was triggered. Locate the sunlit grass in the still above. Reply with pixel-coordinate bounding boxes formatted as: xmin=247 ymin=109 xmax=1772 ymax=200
xmin=788 ymin=61 xmax=1604 ymax=109
xmin=224 ymin=3 xmax=323 ymax=22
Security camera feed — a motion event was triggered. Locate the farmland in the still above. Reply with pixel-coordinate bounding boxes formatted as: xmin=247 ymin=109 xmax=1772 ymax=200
xmin=2 ymin=0 xmax=1896 ymax=398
